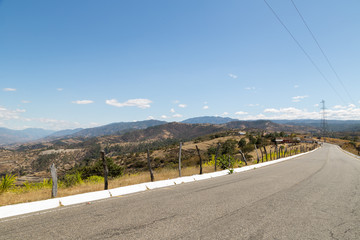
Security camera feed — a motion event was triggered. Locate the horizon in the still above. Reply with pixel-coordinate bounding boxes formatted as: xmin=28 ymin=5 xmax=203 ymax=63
xmin=1 ymin=1 xmax=360 ymax=130
xmin=2 ymin=117 xmax=359 ymax=132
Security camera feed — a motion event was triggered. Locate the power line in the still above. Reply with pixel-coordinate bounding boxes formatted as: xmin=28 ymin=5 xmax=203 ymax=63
xmin=263 ymin=0 xmax=346 ymax=104
xmin=290 ymin=0 xmax=355 ymax=104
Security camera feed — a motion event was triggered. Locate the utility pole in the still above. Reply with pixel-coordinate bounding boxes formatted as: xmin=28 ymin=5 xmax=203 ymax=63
xmin=320 ymin=100 xmax=328 ymax=141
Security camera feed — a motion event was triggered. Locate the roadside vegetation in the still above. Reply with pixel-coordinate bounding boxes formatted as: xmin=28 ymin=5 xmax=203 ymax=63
xmin=0 ymin=130 xmax=318 ymax=206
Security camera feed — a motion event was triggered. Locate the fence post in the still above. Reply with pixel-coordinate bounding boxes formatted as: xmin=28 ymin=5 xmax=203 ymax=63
xmin=178 ymin=142 xmax=182 ymax=177
xmin=214 ymin=143 xmax=221 ymax=171
xmin=239 ymin=150 xmax=247 ymax=165
xmin=100 ymin=150 xmax=108 ymax=190
xmin=50 ymin=163 xmax=57 ymax=198
xmin=254 ymin=144 xmax=260 ymax=163
xmin=263 ymin=146 xmax=268 ymax=161
xmin=196 ymin=145 xmax=203 ymax=174
xmin=147 ymin=149 xmax=154 ymax=182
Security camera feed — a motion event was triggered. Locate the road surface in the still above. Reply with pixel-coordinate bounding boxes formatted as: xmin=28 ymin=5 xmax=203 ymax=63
xmin=1 ymin=143 xmax=360 ymax=239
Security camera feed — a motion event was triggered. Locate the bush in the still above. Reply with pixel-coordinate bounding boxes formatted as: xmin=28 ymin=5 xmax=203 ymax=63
xmin=63 ymin=172 xmax=83 ymax=187
xmin=217 ymin=154 xmax=236 ymax=170
xmin=86 ymin=175 xmax=104 ymax=183
xmin=0 ymin=174 xmax=17 ymax=193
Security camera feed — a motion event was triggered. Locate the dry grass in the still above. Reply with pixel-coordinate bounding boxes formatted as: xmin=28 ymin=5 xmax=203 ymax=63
xmin=0 ymin=165 xmax=216 ymax=206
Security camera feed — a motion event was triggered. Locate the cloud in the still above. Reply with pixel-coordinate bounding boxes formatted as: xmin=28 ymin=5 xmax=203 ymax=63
xmin=292 ymin=95 xmax=308 ymax=102
xmin=147 ymin=116 xmax=155 ymax=120
xmin=3 ymin=88 xmax=16 ymax=92
xmin=245 ymin=87 xmax=255 ymax=90
xmin=21 ymin=100 xmax=30 ymax=104
xmin=72 ymin=100 xmax=94 ymax=105
xmin=161 ymin=115 xmax=168 ymax=119
xmin=170 ymin=108 xmax=175 ymax=113
xmin=173 ymin=114 xmax=183 ymax=118
xmin=203 ymin=105 xmax=209 ymax=110
xmin=228 ymin=73 xmax=238 ymax=79
xmin=294 ymin=85 xmax=299 ymax=88
xmin=106 ymin=98 xmax=152 ymax=109
xmin=178 ymin=104 xmax=187 ymax=108
xmin=57 ymin=88 xmax=63 ymax=91
xmin=235 ymin=111 xmax=248 ymax=115
xmin=222 ymin=112 xmax=229 ymax=116
xmin=247 ymin=104 xmax=259 ymax=107
xmin=0 ymin=106 xmax=25 ymax=120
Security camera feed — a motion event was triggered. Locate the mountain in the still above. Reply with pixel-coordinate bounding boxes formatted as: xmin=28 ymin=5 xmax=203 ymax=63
xmin=182 ymin=116 xmax=238 ymax=124
xmin=46 ymin=128 xmax=83 ymax=138
xmin=117 ymin=122 xmax=225 ymax=142
xmin=68 ymin=120 xmax=167 ymax=138
xmin=0 ymin=128 xmax=55 ymax=146
xmin=272 ymin=119 xmax=360 ymax=132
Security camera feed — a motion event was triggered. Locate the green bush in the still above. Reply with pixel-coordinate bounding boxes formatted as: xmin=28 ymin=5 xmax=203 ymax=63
xmin=63 ymin=172 xmax=83 ymax=187
xmin=0 ymin=174 xmax=17 ymax=193
xmin=217 ymin=154 xmax=236 ymax=170
xmin=86 ymin=175 xmax=104 ymax=183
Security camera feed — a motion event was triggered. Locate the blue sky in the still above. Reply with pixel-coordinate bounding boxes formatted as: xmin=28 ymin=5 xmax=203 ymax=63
xmin=1 ymin=0 xmax=360 ymax=130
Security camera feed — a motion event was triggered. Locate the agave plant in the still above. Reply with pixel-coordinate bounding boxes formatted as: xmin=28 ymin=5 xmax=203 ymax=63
xmin=0 ymin=174 xmax=17 ymax=193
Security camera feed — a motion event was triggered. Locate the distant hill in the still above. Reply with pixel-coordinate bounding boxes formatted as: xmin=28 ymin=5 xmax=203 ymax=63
xmin=68 ymin=120 xmax=167 ymax=138
xmin=182 ymin=116 xmax=238 ymax=124
xmin=272 ymin=119 xmax=360 ymax=132
xmin=225 ymin=120 xmax=316 ymax=133
xmin=0 ymin=128 xmax=55 ymax=146
xmin=118 ymin=122 xmax=225 ymax=142
xmin=46 ymin=128 xmax=83 ymax=138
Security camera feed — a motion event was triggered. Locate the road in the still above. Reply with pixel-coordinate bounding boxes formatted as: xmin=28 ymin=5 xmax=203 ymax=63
xmin=1 ymin=143 xmax=360 ymax=239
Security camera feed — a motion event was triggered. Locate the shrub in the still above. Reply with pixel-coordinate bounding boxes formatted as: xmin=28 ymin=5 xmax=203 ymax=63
xmin=217 ymin=154 xmax=236 ymax=170
xmin=0 ymin=174 xmax=17 ymax=193
xmin=63 ymin=172 xmax=83 ymax=187
xmin=86 ymin=175 xmax=104 ymax=183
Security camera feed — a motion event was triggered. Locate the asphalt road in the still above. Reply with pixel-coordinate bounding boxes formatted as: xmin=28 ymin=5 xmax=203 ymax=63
xmin=1 ymin=143 xmax=360 ymax=239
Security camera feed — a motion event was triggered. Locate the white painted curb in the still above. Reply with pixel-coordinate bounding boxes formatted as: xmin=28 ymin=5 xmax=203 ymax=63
xmin=59 ymin=190 xmax=111 ymax=206
xmin=145 ymin=179 xmax=175 ymax=190
xmin=0 ymin=147 xmax=320 ymax=219
xmin=0 ymin=198 xmax=60 ymax=219
xmin=109 ymin=183 xmax=147 ymax=197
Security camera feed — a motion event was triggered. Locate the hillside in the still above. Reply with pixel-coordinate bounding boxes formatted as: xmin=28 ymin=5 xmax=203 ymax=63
xmin=68 ymin=120 xmax=167 ymax=138
xmin=0 ymin=128 xmax=55 ymax=146
xmin=182 ymin=116 xmax=237 ymax=124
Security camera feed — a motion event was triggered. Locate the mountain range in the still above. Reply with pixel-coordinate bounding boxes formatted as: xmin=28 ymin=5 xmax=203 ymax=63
xmin=1 ymin=116 xmax=360 ymax=146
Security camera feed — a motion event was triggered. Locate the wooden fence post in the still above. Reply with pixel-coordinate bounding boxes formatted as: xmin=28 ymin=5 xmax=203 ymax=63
xmin=239 ymin=150 xmax=247 ymax=165
xmin=196 ymin=145 xmax=203 ymax=174
xmin=263 ymin=146 xmax=268 ymax=161
xmin=254 ymin=144 xmax=260 ymax=163
xmin=178 ymin=142 xmax=182 ymax=177
xmin=100 ymin=150 xmax=108 ymax=190
xmin=214 ymin=143 xmax=221 ymax=171
xmin=50 ymin=163 xmax=57 ymax=198
xmin=147 ymin=149 xmax=154 ymax=182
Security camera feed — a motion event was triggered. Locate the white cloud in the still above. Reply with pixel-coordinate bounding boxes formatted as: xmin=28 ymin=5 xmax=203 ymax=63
xmin=0 ymin=106 xmax=25 ymax=121
xmin=72 ymin=100 xmax=94 ymax=105
xmin=147 ymin=116 xmax=155 ymax=120
xmin=178 ymin=104 xmax=187 ymax=108
xmin=294 ymin=85 xmax=299 ymax=88
xmin=3 ymin=88 xmax=16 ymax=92
xmin=228 ymin=73 xmax=238 ymax=79
xmin=173 ymin=114 xmax=183 ymax=118
xmin=21 ymin=100 xmax=30 ymax=104
xmin=292 ymin=95 xmax=308 ymax=102
xmin=203 ymin=105 xmax=209 ymax=110
xmin=247 ymin=104 xmax=259 ymax=107
xmin=264 ymin=108 xmax=280 ymax=113
xmin=245 ymin=87 xmax=255 ymax=90
xmin=57 ymin=88 xmax=63 ymax=91
xmin=170 ymin=108 xmax=175 ymax=113
xmin=314 ymin=104 xmax=319 ymax=107
xmin=161 ymin=115 xmax=168 ymax=119
xmin=235 ymin=111 xmax=248 ymax=115
xmin=222 ymin=112 xmax=229 ymax=116
xmin=106 ymin=98 xmax=152 ymax=109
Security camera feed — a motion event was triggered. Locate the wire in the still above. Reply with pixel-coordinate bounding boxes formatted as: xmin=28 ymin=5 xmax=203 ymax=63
xmin=263 ymin=0 xmax=346 ymax=104
xmin=290 ymin=0 xmax=355 ymax=104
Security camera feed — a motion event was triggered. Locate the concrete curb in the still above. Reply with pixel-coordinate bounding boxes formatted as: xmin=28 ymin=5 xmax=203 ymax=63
xmin=0 ymin=147 xmax=320 ymax=219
